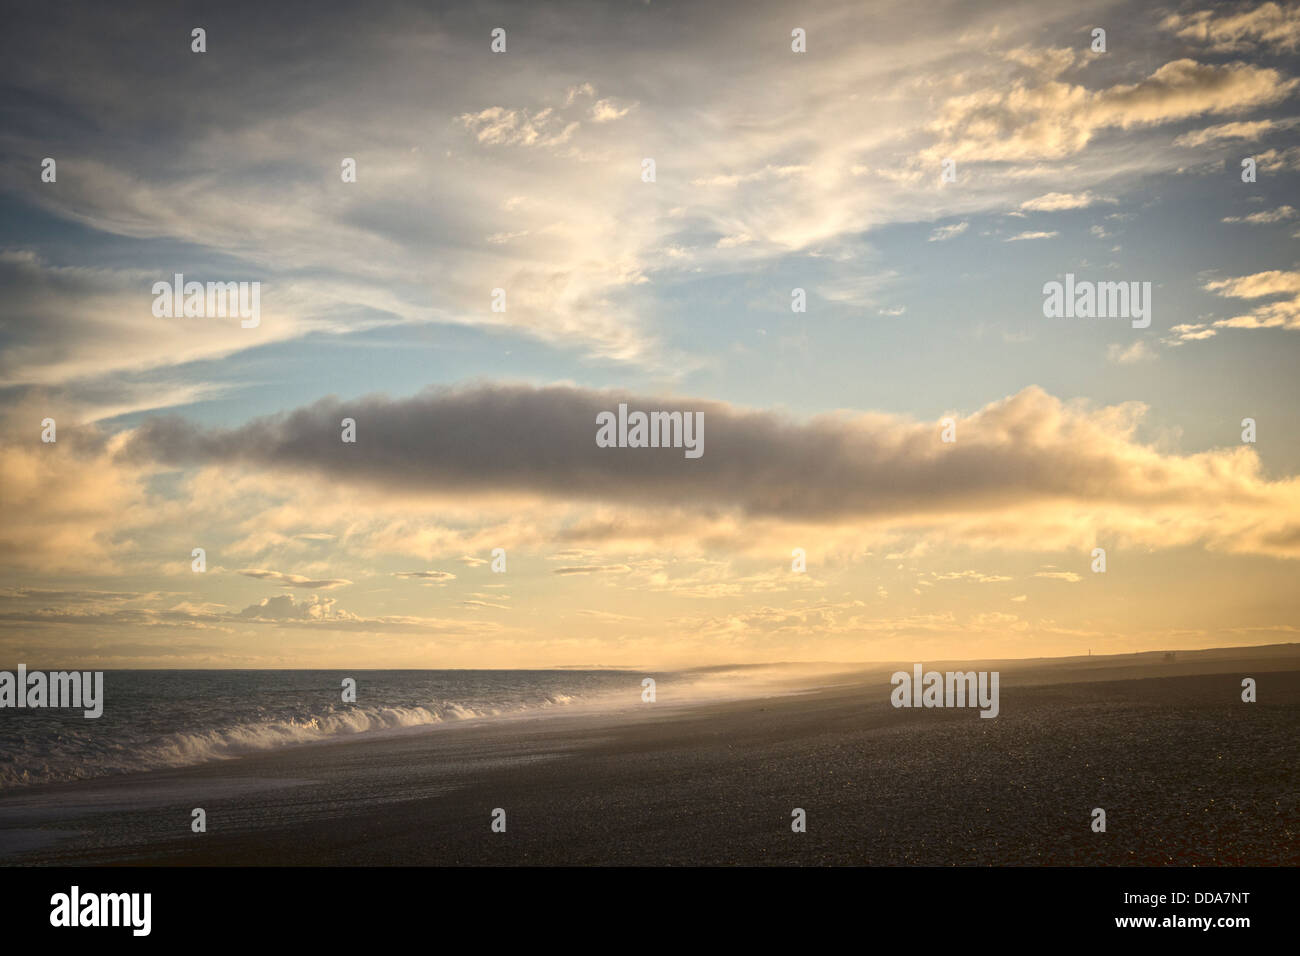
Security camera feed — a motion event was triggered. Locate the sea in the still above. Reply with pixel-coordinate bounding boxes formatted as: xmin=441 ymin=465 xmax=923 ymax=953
xmin=0 ymin=669 xmax=650 ymax=789
xmin=0 ymin=666 xmax=816 ymax=790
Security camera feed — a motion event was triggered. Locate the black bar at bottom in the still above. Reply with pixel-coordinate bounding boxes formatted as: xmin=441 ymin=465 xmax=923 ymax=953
xmin=0 ymin=865 xmax=1281 ymax=941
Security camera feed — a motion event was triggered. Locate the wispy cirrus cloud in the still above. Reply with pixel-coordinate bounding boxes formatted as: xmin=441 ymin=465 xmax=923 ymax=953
xmin=1161 ymin=3 xmax=1300 ymax=53
xmin=1034 ymin=571 xmax=1083 ymax=583
xmin=394 ymin=570 xmax=457 ymax=584
xmin=928 ymin=221 xmax=969 ymax=241
xmin=1222 ymin=205 xmax=1296 ymax=223
xmin=1019 ymin=191 xmax=1115 ymax=211
xmin=236 ymin=569 xmax=352 ymax=589
xmin=924 ymin=59 xmax=1297 ymax=163
xmin=1173 ymin=117 xmax=1297 ymax=146
xmin=552 ymin=565 xmax=633 ymax=576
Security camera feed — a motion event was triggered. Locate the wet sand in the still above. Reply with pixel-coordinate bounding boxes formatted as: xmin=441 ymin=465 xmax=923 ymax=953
xmin=2 ymin=647 xmax=1297 ymax=866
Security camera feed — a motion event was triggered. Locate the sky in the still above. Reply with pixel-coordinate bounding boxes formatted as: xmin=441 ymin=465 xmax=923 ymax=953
xmin=1 ymin=0 xmax=1299 ymax=668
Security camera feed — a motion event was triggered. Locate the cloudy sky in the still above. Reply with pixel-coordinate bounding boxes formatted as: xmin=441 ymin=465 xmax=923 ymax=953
xmin=2 ymin=0 xmax=1299 ymax=668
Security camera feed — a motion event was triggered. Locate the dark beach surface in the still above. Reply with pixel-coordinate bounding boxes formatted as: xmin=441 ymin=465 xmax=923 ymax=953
xmin=2 ymin=646 xmax=1296 ymax=866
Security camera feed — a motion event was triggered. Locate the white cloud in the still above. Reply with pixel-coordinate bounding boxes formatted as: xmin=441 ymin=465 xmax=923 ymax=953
xmin=1173 ymin=118 xmax=1294 ymax=146
xmin=1161 ymin=4 xmax=1300 ymax=53
xmin=1020 ymin=191 xmax=1115 ymax=211
xmin=1107 ymin=341 xmax=1156 ymax=364
xmin=928 ymin=221 xmax=969 ymax=241
xmin=1222 ymin=205 xmax=1296 ymax=224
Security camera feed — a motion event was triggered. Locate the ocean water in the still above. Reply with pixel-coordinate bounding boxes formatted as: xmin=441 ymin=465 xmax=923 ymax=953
xmin=0 ymin=669 xmax=660 ymax=790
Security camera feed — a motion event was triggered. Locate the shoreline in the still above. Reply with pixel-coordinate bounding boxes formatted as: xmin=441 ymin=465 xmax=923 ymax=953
xmin=4 ymin=644 xmax=1294 ymax=796
xmin=2 ymin=647 xmax=1296 ymax=866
